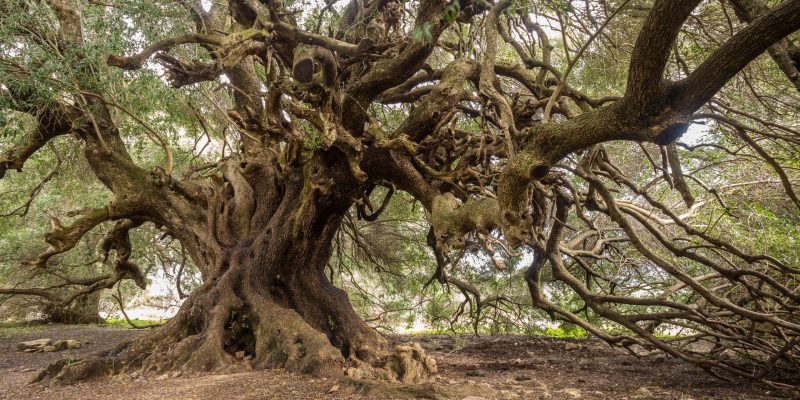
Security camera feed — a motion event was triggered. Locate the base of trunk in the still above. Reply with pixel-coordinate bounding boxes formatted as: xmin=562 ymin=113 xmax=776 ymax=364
xmin=41 ymin=292 xmax=104 ymax=324
xmin=32 ymin=279 xmax=436 ymax=385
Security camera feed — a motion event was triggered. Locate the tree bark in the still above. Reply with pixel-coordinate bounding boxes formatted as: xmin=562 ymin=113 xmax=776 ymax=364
xmin=34 ymin=151 xmax=435 ymax=384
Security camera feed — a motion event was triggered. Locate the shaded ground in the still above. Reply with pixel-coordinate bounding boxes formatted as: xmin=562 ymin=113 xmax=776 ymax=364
xmin=0 ymin=324 xmax=785 ymax=399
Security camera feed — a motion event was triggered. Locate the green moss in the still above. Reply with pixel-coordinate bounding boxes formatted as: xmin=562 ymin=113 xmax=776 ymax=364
xmin=326 ymin=315 xmax=336 ymax=332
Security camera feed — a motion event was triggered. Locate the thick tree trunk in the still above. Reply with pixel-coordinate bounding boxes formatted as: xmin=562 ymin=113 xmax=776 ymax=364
xmin=155 ymin=206 xmax=386 ymax=376
xmin=35 ymin=152 xmax=436 ymax=384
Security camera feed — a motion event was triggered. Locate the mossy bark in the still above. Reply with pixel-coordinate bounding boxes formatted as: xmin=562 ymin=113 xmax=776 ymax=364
xmin=35 ymin=150 xmax=435 ymax=385
xmin=34 ymin=212 xmax=382 ymax=382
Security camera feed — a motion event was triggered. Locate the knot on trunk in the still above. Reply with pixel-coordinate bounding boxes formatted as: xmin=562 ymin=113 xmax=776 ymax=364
xmin=431 ymin=193 xmax=500 ymax=252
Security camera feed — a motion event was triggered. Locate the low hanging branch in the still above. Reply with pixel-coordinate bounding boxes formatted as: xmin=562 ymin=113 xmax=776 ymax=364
xmin=0 ymin=142 xmax=64 ymax=218
xmin=0 ymin=217 xmax=151 ymax=311
xmin=22 ymin=207 xmax=111 ymax=270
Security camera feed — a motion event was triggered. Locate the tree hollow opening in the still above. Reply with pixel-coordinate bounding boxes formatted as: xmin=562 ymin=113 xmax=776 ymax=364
xmin=224 ymin=308 xmax=256 ymax=359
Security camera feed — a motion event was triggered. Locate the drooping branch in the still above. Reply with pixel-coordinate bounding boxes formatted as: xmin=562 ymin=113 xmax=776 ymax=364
xmin=677 ymin=0 xmax=800 ymax=111
xmin=696 ymin=111 xmax=800 ymax=211
xmin=0 ymin=142 xmax=63 ymax=217
xmin=98 ymin=219 xmax=148 ymax=291
xmin=665 ymin=144 xmax=695 ymax=208
xmin=23 ymin=207 xmax=112 ymax=270
xmin=1 ymin=218 xmax=149 ymax=308
xmin=0 ymin=103 xmax=72 ymax=180
xmin=111 ymin=285 xmax=163 ymax=329
xmin=0 ymin=286 xmax=59 ymax=302
xmin=728 ymin=0 xmax=800 ymax=92
xmin=106 ymin=33 xmax=226 ymax=70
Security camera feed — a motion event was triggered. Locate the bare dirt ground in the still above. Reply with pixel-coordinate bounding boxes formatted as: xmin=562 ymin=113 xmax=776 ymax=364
xmin=0 ymin=324 xmax=788 ymax=399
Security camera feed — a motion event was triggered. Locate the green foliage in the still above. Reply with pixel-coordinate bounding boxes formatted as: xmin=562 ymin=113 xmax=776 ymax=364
xmin=304 ymin=129 xmax=324 ymax=151
xmin=443 ymin=2 xmax=461 ymax=24
xmin=327 ymin=315 xmax=336 ymax=332
xmin=410 ymin=22 xmax=434 ymax=44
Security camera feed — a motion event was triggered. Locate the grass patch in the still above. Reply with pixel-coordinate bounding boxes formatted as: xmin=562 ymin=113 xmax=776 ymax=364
xmin=0 ymin=321 xmax=55 ymax=338
xmin=0 ymin=318 xmax=166 ymax=337
xmin=524 ymin=326 xmax=588 ymax=339
xmin=104 ymin=317 xmax=165 ymax=329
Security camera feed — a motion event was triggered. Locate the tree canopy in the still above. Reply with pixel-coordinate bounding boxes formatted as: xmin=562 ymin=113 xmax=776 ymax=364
xmin=1 ymin=0 xmax=799 ymax=390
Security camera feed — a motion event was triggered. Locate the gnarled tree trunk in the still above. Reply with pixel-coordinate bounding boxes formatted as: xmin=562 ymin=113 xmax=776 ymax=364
xmin=35 ymin=150 xmax=435 ymax=384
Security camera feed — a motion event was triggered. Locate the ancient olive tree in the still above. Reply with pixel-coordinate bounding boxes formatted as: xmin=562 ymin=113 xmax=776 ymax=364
xmin=1 ymin=0 xmax=799 ymax=389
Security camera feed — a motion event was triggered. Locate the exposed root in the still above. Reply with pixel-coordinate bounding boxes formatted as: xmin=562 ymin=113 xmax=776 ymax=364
xmin=248 ymin=297 xmax=345 ymax=376
xmin=33 ymin=321 xmax=438 ymax=387
xmin=31 ymin=293 xmax=354 ymax=385
xmin=31 ymin=357 xmax=110 ymax=384
xmin=31 ymin=321 xmax=344 ymax=385
xmin=32 ymin=264 xmax=436 ymax=386
xmin=346 ymin=342 xmax=437 ymax=384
